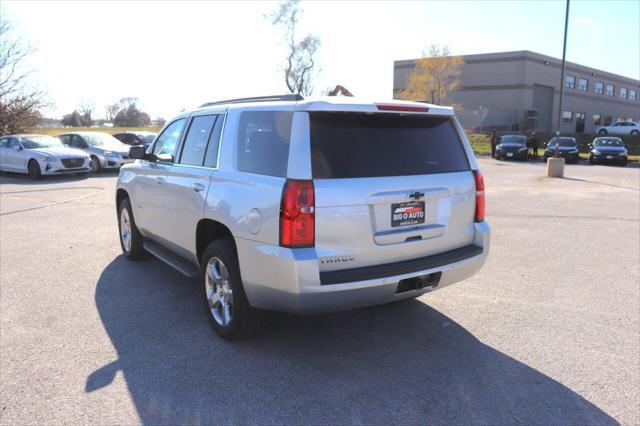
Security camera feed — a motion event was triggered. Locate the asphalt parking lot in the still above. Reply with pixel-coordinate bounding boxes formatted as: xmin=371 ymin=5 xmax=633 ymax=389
xmin=0 ymin=158 xmax=638 ymax=425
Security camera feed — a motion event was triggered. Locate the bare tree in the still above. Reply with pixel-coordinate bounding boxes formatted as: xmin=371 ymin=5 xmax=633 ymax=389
xmin=325 ymin=85 xmax=354 ymax=96
xmin=267 ymin=1 xmax=320 ymax=96
xmin=105 ymin=102 xmax=120 ymax=122
xmin=0 ymin=19 xmax=47 ymax=134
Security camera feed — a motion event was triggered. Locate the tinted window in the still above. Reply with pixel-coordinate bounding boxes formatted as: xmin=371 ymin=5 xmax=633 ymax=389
xmin=70 ymin=135 xmax=86 ymax=148
xmin=204 ymin=115 xmax=224 ymax=168
xmin=237 ymin=111 xmax=292 ymax=177
xmin=59 ymin=135 xmax=70 ymax=146
xmin=310 ymin=112 xmax=469 ymax=179
xmin=179 ymin=115 xmax=217 ymax=166
xmin=153 ymin=118 xmax=186 ymax=158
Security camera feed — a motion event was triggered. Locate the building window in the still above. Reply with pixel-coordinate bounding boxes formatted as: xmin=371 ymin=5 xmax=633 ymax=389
xmin=620 ymin=87 xmax=628 ymax=99
xmin=605 ymin=84 xmax=614 ymax=96
xmin=562 ymin=111 xmax=573 ymax=122
xmin=603 ymin=116 xmax=612 ymax=125
xmin=578 ymin=78 xmax=588 ymax=91
xmin=630 ymin=89 xmax=637 ymax=101
xmin=592 ymin=114 xmax=601 ymax=126
xmin=595 ymin=81 xmax=604 ymax=94
xmin=575 ymin=112 xmax=585 ymax=133
xmin=565 ymin=75 xmax=576 ymax=89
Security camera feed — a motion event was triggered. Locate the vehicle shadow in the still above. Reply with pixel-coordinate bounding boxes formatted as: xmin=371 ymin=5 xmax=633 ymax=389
xmin=0 ymin=170 xmax=118 ymax=186
xmin=89 ymin=256 xmax=616 ymax=425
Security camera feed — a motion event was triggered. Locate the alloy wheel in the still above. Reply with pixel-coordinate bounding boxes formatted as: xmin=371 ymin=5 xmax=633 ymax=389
xmin=120 ymin=208 xmax=132 ymax=252
xmin=205 ymin=257 xmax=233 ymax=326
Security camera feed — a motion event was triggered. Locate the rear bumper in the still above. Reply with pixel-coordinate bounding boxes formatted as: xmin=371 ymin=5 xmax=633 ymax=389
xmin=237 ymin=221 xmax=490 ymax=314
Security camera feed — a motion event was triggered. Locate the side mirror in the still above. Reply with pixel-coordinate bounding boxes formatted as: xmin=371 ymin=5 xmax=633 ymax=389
xmin=129 ymin=145 xmax=146 ymax=160
xmin=156 ymin=153 xmax=174 ymax=163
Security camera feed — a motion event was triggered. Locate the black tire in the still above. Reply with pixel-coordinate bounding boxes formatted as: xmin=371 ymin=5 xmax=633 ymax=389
xmin=90 ymin=156 xmax=101 ymax=173
xmin=118 ymin=197 xmax=144 ymax=260
xmin=27 ymin=160 xmax=41 ymax=180
xmin=200 ymin=239 xmax=267 ymax=341
xmin=598 ymin=129 xmax=607 ymax=135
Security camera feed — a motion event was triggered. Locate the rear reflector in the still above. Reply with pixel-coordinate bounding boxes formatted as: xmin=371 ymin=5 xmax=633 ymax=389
xmin=280 ymin=179 xmax=315 ymax=247
xmin=375 ymin=103 xmax=429 ymax=112
xmin=473 ymin=170 xmax=485 ymax=222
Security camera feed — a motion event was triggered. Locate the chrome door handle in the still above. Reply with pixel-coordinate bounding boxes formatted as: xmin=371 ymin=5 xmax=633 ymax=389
xmin=155 ymin=176 xmax=165 ymax=184
xmin=192 ymin=183 xmax=205 ymax=192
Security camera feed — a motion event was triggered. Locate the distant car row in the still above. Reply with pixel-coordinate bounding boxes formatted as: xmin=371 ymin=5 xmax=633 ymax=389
xmin=596 ymin=121 xmax=640 ymax=136
xmin=495 ymin=135 xmax=629 ymax=166
xmin=0 ymin=131 xmax=156 ymax=179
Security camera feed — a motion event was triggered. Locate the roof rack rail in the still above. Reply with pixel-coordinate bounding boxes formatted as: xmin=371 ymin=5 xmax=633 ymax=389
xmin=199 ymin=94 xmax=303 ymax=108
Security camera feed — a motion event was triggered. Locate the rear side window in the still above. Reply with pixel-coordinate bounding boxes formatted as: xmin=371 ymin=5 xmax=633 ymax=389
xmin=237 ymin=111 xmax=292 ymax=177
xmin=204 ymin=115 xmax=224 ymax=168
xmin=179 ymin=115 xmax=217 ymax=166
xmin=310 ymin=112 xmax=469 ymax=179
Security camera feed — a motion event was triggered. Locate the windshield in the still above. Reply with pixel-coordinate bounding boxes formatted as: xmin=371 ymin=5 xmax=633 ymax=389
xmin=500 ymin=135 xmax=527 ymax=145
xmin=548 ymin=138 xmax=577 ymax=147
xmin=20 ymin=135 xmax=63 ymax=149
xmin=594 ymin=138 xmax=623 ymax=147
xmin=82 ymin=133 xmax=124 ymax=147
xmin=142 ymin=134 xmax=157 ymax=143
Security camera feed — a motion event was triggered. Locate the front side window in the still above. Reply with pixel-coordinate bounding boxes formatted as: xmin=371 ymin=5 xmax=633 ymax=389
xmin=179 ymin=115 xmax=217 ymax=166
xmin=565 ymin=75 xmax=575 ymax=89
xmin=620 ymin=87 xmax=628 ymax=99
xmin=310 ymin=113 xmax=469 ymax=179
xmin=595 ymin=81 xmax=604 ymax=94
xmin=153 ymin=118 xmax=186 ymax=158
xmin=592 ymin=114 xmax=601 ymax=126
xmin=578 ymin=78 xmax=588 ymax=91
xmin=562 ymin=111 xmax=573 ymax=122
xmin=630 ymin=89 xmax=637 ymax=101
xmin=237 ymin=111 xmax=293 ymax=177
xmin=605 ymin=84 xmax=614 ymax=96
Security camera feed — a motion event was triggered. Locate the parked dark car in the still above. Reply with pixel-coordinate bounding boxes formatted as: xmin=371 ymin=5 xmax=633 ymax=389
xmin=112 ymin=131 xmax=157 ymax=150
xmin=543 ymin=137 xmax=580 ymax=163
xmin=589 ymin=137 xmax=628 ymax=166
xmin=495 ymin=134 xmax=529 ymax=160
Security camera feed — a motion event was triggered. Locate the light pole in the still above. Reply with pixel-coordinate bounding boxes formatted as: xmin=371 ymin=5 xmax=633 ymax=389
xmin=548 ymin=0 xmax=570 ymax=177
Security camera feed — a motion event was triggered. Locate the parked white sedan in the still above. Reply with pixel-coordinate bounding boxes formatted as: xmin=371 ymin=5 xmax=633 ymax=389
xmin=596 ymin=121 xmax=640 ymax=136
xmin=0 ymin=134 xmax=91 ymax=179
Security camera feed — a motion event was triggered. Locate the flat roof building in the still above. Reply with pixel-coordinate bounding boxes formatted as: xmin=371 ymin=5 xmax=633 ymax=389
xmin=394 ymin=50 xmax=640 ymax=134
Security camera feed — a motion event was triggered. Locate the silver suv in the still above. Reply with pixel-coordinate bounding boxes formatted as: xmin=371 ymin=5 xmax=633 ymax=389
xmin=116 ymin=95 xmax=490 ymax=340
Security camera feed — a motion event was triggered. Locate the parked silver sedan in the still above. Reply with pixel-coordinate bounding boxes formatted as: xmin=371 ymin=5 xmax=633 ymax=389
xmin=58 ymin=132 xmax=132 ymax=173
xmin=0 ymin=134 xmax=90 ymax=179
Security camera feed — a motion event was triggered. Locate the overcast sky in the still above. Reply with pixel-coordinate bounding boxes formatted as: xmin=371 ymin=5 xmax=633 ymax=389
xmin=2 ymin=0 xmax=639 ymax=120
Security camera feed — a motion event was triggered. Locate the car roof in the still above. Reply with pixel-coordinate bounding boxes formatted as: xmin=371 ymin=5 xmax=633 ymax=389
xmin=190 ymin=96 xmax=454 ymax=117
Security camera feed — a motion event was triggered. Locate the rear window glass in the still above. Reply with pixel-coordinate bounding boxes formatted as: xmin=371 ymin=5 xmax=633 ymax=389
xmin=237 ymin=111 xmax=292 ymax=177
xmin=310 ymin=112 xmax=469 ymax=179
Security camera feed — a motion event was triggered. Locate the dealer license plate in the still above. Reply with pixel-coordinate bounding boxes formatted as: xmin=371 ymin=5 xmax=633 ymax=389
xmin=391 ymin=201 xmax=425 ymax=227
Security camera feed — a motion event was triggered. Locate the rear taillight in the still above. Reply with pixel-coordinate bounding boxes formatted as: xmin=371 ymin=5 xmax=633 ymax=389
xmin=280 ymin=179 xmax=315 ymax=247
xmin=473 ymin=170 xmax=485 ymax=222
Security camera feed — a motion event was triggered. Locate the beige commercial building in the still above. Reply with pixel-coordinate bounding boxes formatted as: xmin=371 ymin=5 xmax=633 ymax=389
xmin=393 ymin=50 xmax=640 ymax=134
